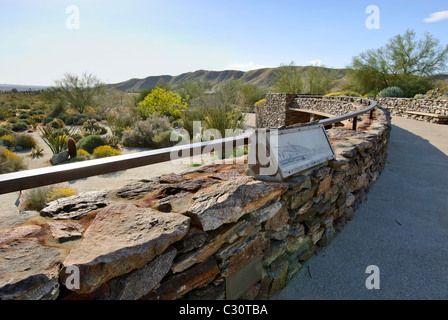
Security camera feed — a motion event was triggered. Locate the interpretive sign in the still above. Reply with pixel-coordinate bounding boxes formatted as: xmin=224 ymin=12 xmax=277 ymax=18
xmin=266 ymin=124 xmax=335 ymax=179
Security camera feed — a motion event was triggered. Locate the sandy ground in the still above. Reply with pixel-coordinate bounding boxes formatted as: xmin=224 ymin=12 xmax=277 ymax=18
xmin=0 ymin=114 xmax=257 ymax=214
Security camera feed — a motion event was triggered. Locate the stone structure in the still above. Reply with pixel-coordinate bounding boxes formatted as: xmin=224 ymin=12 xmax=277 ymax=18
xmin=377 ymin=97 xmax=448 ymax=124
xmin=0 ymin=96 xmax=391 ymax=300
xmin=256 ymin=94 xmax=371 ymax=128
xmin=256 ymin=94 xmax=448 ymax=127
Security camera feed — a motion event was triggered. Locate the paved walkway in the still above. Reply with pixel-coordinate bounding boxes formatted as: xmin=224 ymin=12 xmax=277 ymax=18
xmin=274 ymin=116 xmax=448 ymax=300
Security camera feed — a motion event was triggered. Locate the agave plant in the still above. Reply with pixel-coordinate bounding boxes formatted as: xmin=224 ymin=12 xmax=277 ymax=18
xmin=38 ymin=124 xmax=78 ymax=155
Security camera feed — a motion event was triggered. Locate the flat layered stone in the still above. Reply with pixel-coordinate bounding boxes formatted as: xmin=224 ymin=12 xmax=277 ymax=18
xmin=188 ymin=176 xmax=287 ymax=231
xmin=40 ymin=191 xmax=110 ymax=220
xmin=108 ymin=246 xmax=177 ymax=300
xmin=48 ymin=222 xmax=84 ymax=243
xmin=0 ymin=238 xmax=64 ymax=300
xmin=60 ymin=203 xmax=190 ymax=293
xmin=145 ymin=257 xmax=219 ymax=300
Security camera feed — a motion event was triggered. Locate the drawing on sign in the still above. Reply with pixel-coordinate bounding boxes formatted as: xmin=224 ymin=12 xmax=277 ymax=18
xmin=267 ymin=124 xmax=335 ymax=179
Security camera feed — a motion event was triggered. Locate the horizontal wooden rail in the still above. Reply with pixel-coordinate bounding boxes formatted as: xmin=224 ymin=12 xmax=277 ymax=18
xmin=0 ymin=135 xmax=250 ymax=195
xmin=0 ymin=97 xmax=377 ymax=195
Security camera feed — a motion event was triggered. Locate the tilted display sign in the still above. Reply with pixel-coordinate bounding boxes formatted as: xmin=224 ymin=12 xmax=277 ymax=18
xmin=267 ymin=124 xmax=336 ymax=179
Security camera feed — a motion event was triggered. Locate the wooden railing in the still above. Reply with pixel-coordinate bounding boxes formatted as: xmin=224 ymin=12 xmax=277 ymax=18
xmin=0 ymin=97 xmax=377 ymax=195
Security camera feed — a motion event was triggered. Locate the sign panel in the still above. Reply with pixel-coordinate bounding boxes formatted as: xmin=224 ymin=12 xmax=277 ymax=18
xmin=268 ymin=124 xmax=335 ymax=179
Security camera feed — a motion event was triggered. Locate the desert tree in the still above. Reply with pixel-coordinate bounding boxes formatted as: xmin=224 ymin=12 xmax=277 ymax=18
xmin=271 ymin=61 xmax=304 ymax=94
xmin=49 ymin=73 xmax=105 ymax=114
xmin=348 ymin=29 xmax=448 ymax=96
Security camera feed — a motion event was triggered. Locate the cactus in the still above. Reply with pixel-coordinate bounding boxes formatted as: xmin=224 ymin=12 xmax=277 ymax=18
xmin=67 ymin=137 xmax=77 ymax=158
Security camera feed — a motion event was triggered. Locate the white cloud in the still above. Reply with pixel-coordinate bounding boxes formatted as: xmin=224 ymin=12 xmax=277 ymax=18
xmin=309 ymin=60 xmax=323 ymax=66
xmin=227 ymin=61 xmax=270 ymax=71
xmin=423 ymin=11 xmax=448 ymax=23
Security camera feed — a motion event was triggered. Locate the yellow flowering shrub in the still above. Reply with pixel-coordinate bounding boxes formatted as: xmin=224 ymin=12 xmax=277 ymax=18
xmin=254 ymin=99 xmax=266 ymax=108
xmin=0 ymin=135 xmax=14 ymax=147
xmin=76 ymin=149 xmax=90 ymax=156
xmin=46 ymin=188 xmax=77 ymax=203
xmin=92 ymin=145 xmax=122 ymax=158
xmin=0 ymin=146 xmax=25 ymax=173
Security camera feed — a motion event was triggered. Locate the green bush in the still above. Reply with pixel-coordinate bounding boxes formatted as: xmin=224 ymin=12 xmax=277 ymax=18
xmin=13 ymin=133 xmax=37 ymax=149
xmin=0 ymin=125 xmax=12 ymax=137
xmin=11 ymin=121 xmax=29 ymax=132
xmin=49 ymin=119 xmax=64 ymax=129
xmin=121 ymin=114 xmax=172 ymax=148
xmin=379 ymin=86 xmax=404 ymax=98
xmin=22 ymin=186 xmax=77 ymax=211
xmin=64 ymin=114 xmax=89 ymax=125
xmin=77 ymin=135 xmax=107 ymax=153
xmin=0 ymin=146 xmax=26 ymax=173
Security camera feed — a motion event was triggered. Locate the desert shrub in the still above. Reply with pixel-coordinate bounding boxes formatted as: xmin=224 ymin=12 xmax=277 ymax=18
xmin=22 ymin=186 xmax=77 ymax=211
xmin=18 ymin=112 xmax=30 ymax=120
xmin=13 ymin=133 xmax=37 ymax=149
xmin=82 ymin=119 xmax=107 ymax=136
xmin=49 ymin=119 xmax=64 ymax=129
xmin=65 ymin=114 xmax=89 ymax=125
xmin=0 ymin=125 xmax=12 ymax=137
xmin=11 ymin=121 xmax=29 ymax=132
xmin=7 ymin=117 xmax=18 ymax=124
xmin=254 ymin=99 xmax=266 ymax=108
xmin=0 ymin=135 xmax=14 ymax=147
xmin=414 ymin=94 xmax=426 ymax=99
xmin=46 ymin=188 xmax=77 ymax=202
xmin=180 ymin=107 xmax=205 ymax=138
xmin=0 ymin=105 xmax=12 ymax=120
xmin=121 ymin=114 xmax=173 ymax=148
xmin=104 ymin=134 xmax=120 ymax=149
xmin=30 ymin=146 xmax=44 ymax=158
xmin=77 ymin=149 xmax=90 ymax=156
xmin=379 ymin=86 xmax=404 ymax=98
xmin=138 ymin=87 xmax=187 ymax=120
xmin=77 ymin=135 xmax=106 ymax=153
xmin=0 ymin=146 xmax=26 ymax=173
xmin=69 ymin=148 xmax=91 ymax=162
xmin=152 ymin=130 xmax=173 ymax=148
xmin=92 ymin=145 xmax=122 ymax=158
xmin=202 ymin=105 xmax=246 ymax=139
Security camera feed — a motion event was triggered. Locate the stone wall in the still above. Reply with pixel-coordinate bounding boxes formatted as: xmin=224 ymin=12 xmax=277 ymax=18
xmin=256 ymin=94 xmax=372 ymax=128
xmin=0 ymin=106 xmax=391 ymax=300
xmin=377 ymin=97 xmax=448 ymax=124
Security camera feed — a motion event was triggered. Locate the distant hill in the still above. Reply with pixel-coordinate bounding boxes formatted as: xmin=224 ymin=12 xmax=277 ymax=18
xmin=109 ymin=66 xmax=348 ymax=92
xmin=0 ymin=84 xmax=50 ymax=92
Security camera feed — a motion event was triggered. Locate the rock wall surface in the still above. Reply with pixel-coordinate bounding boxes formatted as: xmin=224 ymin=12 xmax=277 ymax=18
xmin=376 ymin=97 xmax=448 ymax=124
xmin=0 ymin=104 xmax=391 ymax=300
xmin=256 ymin=94 xmax=448 ymax=127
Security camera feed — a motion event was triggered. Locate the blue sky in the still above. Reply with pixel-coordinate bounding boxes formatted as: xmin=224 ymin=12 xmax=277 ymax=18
xmin=1 ymin=0 xmax=447 ymax=86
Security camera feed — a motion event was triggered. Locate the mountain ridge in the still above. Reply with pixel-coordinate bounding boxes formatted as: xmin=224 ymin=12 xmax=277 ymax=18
xmin=109 ymin=66 xmax=348 ymax=92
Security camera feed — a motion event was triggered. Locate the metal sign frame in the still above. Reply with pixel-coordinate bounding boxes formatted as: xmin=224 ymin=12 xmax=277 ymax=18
xmin=267 ymin=124 xmax=336 ymax=179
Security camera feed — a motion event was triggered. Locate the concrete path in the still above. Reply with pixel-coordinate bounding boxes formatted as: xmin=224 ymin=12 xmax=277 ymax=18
xmin=273 ymin=116 xmax=448 ymax=300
